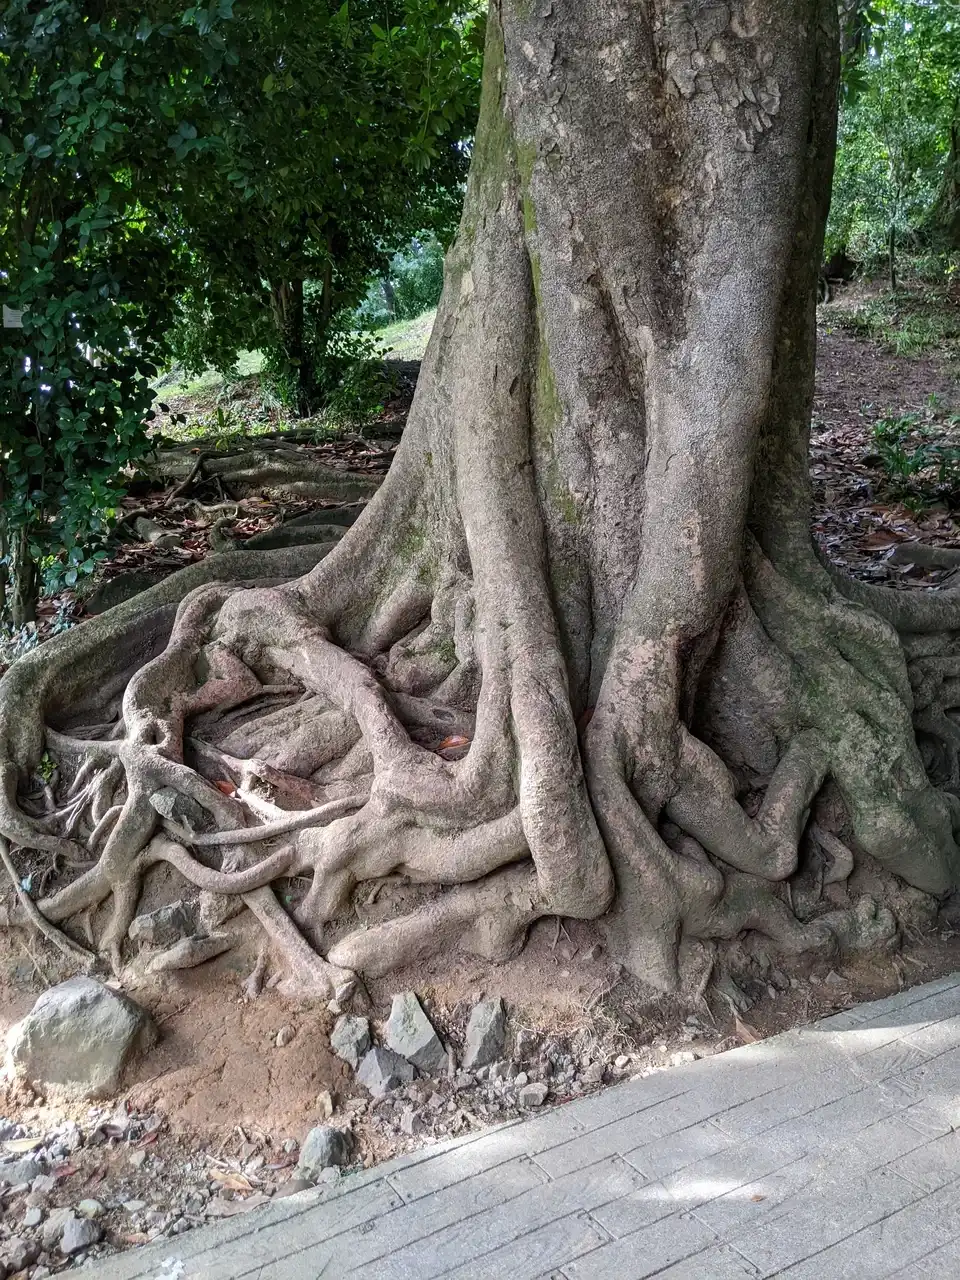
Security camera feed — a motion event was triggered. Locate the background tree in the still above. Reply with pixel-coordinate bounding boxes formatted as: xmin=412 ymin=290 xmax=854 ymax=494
xmin=0 ymin=0 xmax=234 ymax=627
xmin=4 ymin=0 xmax=960 ymax=1000
xmin=167 ymin=0 xmax=483 ymax=415
xmin=829 ymin=0 xmax=960 ymax=268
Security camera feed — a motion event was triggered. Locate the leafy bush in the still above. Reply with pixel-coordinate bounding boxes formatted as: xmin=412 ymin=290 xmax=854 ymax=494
xmin=869 ymin=411 xmax=960 ymax=511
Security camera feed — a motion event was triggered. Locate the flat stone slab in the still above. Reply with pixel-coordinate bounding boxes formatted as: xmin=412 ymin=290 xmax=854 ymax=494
xmin=79 ymin=971 xmax=960 ymax=1279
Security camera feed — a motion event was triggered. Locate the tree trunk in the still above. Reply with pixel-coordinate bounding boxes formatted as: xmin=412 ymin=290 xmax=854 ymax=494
xmin=2 ymin=0 xmax=959 ymax=1000
xmin=269 ymin=278 xmax=313 ymax=417
xmin=931 ymin=118 xmax=960 ymax=249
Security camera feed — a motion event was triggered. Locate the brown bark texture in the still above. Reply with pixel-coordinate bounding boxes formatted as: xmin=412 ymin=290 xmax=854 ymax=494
xmin=2 ymin=0 xmax=960 ymax=1003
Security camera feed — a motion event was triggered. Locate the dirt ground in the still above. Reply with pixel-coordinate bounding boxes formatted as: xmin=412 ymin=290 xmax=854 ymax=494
xmin=3 ymin=286 xmax=960 ymax=1273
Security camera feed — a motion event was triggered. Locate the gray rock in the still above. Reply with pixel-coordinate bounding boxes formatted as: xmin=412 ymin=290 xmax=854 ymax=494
xmin=7 ymin=977 xmax=157 ymax=1099
xmin=356 ymin=1046 xmax=415 ymax=1096
xmin=330 ymin=1015 xmax=371 ymax=1070
xmin=41 ymin=1206 xmax=75 ymax=1250
xmin=296 ymin=1127 xmax=355 ymax=1181
xmin=518 ymin=1082 xmax=549 ymax=1108
xmin=399 ymin=1107 xmax=425 ymax=1137
xmin=77 ymin=1198 xmax=104 ymax=1219
xmin=0 ymin=1156 xmax=42 ymax=1185
xmin=384 ymin=993 xmax=445 ymax=1073
xmin=462 ymin=998 xmax=506 ymax=1071
xmin=5 ymin=1236 xmax=39 ymax=1272
xmin=128 ymin=901 xmax=194 ymax=948
xmin=715 ymin=974 xmax=754 ymax=1013
xmin=23 ymin=1206 xmax=43 ymax=1228
xmin=514 ymin=1028 xmax=539 ymax=1059
xmin=60 ymin=1213 xmax=102 ymax=1255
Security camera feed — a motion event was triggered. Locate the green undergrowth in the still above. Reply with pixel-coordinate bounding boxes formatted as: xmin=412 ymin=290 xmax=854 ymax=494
xmin=823 ymin=279 xmax=960 ymax=359
xmin=867 ymin=400 xmax=960 ymax=513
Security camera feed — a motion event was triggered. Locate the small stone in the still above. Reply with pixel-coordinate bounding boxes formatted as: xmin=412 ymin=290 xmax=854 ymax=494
xmin=41 ymin=1207 xmax=74 ymax=1251
xmin=671 ymin=1050 xmax=698 ymax=1065
xmin=330 ymin=1015 xmax=371 ymax=1070
xmin=129 ymin=1149 xmax=147 ymax=1169
xmin=463 ymin=998 xmax=506 ymax=1071
xmin=809 ymin=974 xmax=822 ymax=986
xmin=60 ymin=1214 xmax=102 ymax=1255
xmin=825 ymin=969 xmax=846 ymax=987
xmin=715 ymin=974 xmax=754 ymax=1013
xmin=316 ymin=1089 xmax=335 ymax=1120
xmin=585 ymin=943 xmax=604 ymax=962
xmin=128 ymin=900 xmax=194 ymax=948
xmin=399 ymin=1107 xmax=424 ymax=1137
xmin=123 ymin=1200 xmax=147 ymax=1212
xmin=581 ymin=1061 xmax=604 ymax=1085
xmin=23 ymin=1206 xmax=44 ymax=1228
xmin=296 ymin=1127 xmax=355 ymax=1181
xmin=514 ymin=1071 xmax=529 ymax=1087
xmin=77 ymin=1199 xmax=104 ymax=1219
xmin=385 ymin=993 xmax=445 ymax=1074
xmin=282 ymin=1138 xmax=299 ymax=1155
xmin=789 ymin=977 xmax=800 ymax=989
xmin=6 ymin=977 xmax=156 ymax=1100
xmin=518 ymin=1082 xmax=549 ymax=1108
xmin=514 ymin=1028 xmax=539 ymax=1059
xmin=275 ymin=1025 xmax=296 ymax=1048
xmin=614 ymin=1054 xmax=630 ymax=1069
xmin=357 ymin=1046 xmax=415 ymax=1097
xmin=0 ymin=1157 xmax=43 ymax=1186
xmin=5 ymin=1236 xmax=39 ymax=1272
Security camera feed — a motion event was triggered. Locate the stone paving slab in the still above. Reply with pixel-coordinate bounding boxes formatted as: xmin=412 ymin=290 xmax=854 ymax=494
xmin=81 ymin=971 xmax=960 ymax=1280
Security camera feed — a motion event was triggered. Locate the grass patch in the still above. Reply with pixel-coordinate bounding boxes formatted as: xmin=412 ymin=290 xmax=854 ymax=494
xmin=823 ymin=282 xmax=960 ymax=359
xmin=376 ymin=308 xmax=436 ymax=362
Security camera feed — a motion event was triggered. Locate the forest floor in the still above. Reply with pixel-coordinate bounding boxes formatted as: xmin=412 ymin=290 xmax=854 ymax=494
xmin=3 ymin=283 xmax=960 ymax=1275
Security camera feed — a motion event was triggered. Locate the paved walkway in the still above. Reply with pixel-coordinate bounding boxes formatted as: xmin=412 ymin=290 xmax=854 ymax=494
xmin=83 ymin=971 xmax=960 ymax=1279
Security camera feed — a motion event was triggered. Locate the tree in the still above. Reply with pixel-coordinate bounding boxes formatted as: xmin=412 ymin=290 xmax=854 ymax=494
xmin=2 ymin=0 xmax=959 ymax=999
xmin=829 ymin=0 xmax=960 ymax=264
xmin=167 ymin=0 xmax=483 ymax=416
xmin=0 ymin=1 xmax=235 ymax=627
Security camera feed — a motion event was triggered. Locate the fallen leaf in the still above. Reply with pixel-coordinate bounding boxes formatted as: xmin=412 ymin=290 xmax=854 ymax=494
xmin=2 ymin=1138 xmax=41 ymax=1153
xmin=734 ymin=1015 xmax=761 ymax=1044
xmin=437 ymin=735 xmax=470 ymax=750
xmin=751 ymin=1194 xmax=766 ymax=1203
xmin=209 ymin=1169 xmax=255 ymax=1193
xmin=214 ymin=780 xmax=236 ymax=796
xmin=859 ymin=530 xmax=902 ymax=550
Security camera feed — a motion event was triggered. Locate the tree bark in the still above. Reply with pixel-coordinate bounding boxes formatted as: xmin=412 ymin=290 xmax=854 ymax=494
xmin=2 ymin=0 xmax=959 ymax=1001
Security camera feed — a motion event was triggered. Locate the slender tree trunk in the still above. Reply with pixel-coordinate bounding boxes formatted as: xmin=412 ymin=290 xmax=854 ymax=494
xmin=269 ymin=278 xmax=313 ymax=417
xmin=2 ymin=0 xmax=959 ymax=1000
xmin=9 ymin=528 xmax=36 ymax=629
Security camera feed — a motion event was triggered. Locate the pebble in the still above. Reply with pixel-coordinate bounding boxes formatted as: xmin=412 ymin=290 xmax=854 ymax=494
xmin=614 ymin=1054 xmax=630 ymax=1069
xmin=282 ymin=1138 xmax=300 ymax=1155
xmin=123 ymin=1200 xmax=148 ymax=1212
xmin=518 ymin=1082 xmax=549 ymax=1108
xmin=60 ymin=1213 xmax=103 ymax=1255
xmin=78 ymin=1198 xmax=104 ymax=1218
xmin=129 ymin=1149 xmax=147 ymax=1169
xmin=275 ymin=1024 xmax=296 ymax=1048
xmin=23 ymin=1206 xmax=44 ymax=1228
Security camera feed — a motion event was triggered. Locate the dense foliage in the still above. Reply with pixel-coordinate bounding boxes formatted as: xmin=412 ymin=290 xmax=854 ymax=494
xmin=1 ymin=0 xmax=481 ymax=627
xmin=166 ymin=1 xmax=482 ymax=415
xmin=829 ymin=0 xmax=960 ymax=267
xmin=0 ymin=1 xmax=235 ymax=627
